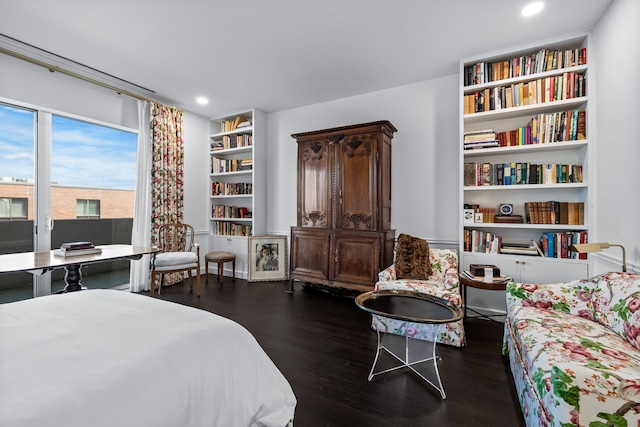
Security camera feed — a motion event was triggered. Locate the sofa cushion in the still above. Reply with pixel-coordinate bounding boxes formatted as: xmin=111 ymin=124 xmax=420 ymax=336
xmin=592 ymin=272 xmax=640 ymax=351
xmin=506 ymin=279 xmax=597 ymax=320
xmin=508 ymin=305 xmax=640 ymax=418
xmin=394 ymin=233 xmax=431 ymax=280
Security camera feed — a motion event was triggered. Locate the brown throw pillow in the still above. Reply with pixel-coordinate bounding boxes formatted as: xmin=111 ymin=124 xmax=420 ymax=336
xmin=394 ymin=233 xmax=431 ymax=280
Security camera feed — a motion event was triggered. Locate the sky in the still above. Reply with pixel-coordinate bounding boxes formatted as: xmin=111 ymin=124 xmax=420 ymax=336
xmin=0 ymin=103 xmax=137 ymax=190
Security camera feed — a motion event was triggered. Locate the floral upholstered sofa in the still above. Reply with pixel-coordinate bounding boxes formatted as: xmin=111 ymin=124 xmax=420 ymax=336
xmin=504 ymin=272 xmax=640 ymax=426
xmin=372 ymin=247 xmax=466 ymax=347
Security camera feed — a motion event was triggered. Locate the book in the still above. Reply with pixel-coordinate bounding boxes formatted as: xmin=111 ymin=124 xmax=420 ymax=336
xmin=61 ymin=241 xmax=95 ymax=250
xmin=54 ymin=247 xmax=102 ymax=257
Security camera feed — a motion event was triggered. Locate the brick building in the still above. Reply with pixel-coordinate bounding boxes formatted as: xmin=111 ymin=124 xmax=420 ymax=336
xmin=0 ymin=179 xmax=134 ymax=220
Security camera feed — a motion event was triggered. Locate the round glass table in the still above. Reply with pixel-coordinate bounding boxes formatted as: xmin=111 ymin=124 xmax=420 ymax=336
xmin=355 ymin=289 xmax=463 ymax=399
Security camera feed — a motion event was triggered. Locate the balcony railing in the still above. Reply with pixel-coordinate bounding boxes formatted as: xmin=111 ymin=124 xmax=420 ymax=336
xmin=0 ymin=218 xmax=133 ymax=303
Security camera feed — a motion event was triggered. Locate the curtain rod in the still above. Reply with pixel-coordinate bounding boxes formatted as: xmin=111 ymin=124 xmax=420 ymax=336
xmin=0 ymin=46 xmax=156 ymax=104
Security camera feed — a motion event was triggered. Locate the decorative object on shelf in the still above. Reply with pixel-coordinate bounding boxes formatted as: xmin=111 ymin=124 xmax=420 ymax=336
xmin=248 ymin=235 xmax=288 ymax=282
xmin=499 ymin=203 xmax=513 ymax=216
xmin=494 ymin=215 xmax=524 ymax=224
xmin=569 ymin=242 xmax=627 ymax=272
xmin=463 ymin=208 xmax=475 ymax=224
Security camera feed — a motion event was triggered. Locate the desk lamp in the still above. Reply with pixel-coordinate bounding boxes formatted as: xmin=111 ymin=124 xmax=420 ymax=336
xmin=568 ymin=242 xmax=627 ymax=272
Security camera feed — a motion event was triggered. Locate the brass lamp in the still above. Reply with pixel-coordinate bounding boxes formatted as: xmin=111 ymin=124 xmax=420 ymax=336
xmin=568 ymin=242 xmax=627 ymax=272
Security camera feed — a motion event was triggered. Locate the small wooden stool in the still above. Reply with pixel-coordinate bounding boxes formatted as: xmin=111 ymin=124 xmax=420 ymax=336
xmin=205 ymin=251 xmax=236 ymax=284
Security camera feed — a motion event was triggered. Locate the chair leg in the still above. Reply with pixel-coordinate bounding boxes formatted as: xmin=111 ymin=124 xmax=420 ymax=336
xmin=188 ymin=271 xmax=194 ymax=291
xmin=151 ymin=271 xmax=156 ymax=296
xmin=159 ymin=274 xmax=164 ymax=295
xmin=232 ymin=259 xmax=236 ymax=282
xmin=206 ymin=261 xmax=209 ymax=285
xmin=196 ymin=265 xmax=201 ymax=297
xmin=218 ymin=263 xmax=223 ymax=284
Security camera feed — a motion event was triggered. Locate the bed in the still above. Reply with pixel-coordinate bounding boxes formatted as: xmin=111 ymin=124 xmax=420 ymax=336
xmin=0 ymin=289 xmax=296 ymax=427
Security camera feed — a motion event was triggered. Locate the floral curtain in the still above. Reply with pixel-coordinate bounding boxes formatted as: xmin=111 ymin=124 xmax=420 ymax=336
xmin=150 ymin=102 xmax=185 ymax=286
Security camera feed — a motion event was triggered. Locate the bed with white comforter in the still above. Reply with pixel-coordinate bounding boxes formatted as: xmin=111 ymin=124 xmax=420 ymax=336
xmin=0 ymin=289 xmax=296 ymax=427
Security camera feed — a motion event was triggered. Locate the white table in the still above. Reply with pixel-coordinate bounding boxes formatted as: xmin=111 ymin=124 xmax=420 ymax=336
xmin=0 ymin=245 xmax=158 ymax=293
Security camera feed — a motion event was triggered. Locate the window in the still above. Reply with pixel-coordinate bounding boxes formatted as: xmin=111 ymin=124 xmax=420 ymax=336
xmin=0 ymin=197 xmax=28 ymax=220
xmin=76 ymin=199 xmax=100 ymax=218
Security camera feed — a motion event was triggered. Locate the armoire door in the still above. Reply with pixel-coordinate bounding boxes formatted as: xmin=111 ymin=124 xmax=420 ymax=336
xmin=297 ymin=139 xmax=333 ymax=229
xmin=331 ymin=232 xmax=381 ymax=290
xmin=335 ymin=132 xmax=378 ymax=231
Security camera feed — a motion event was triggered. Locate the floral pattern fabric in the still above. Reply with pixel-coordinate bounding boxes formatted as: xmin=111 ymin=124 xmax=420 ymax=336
xmin=504 ymin=272 xmax=640 ymax=426
xmin=150 ymin=102 xmax=184 ymax=287
xmin=372 ymin=248 xmax=466 ymax=347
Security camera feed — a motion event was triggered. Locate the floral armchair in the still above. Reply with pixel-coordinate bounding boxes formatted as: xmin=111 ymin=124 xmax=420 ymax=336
xmin=372 ymin=247 xmax=466 ymax=347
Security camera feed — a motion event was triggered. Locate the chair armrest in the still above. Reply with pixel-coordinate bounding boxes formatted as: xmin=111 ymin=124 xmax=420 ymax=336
xmin=378 ymin=265 xmax=396 ymax=282
xmin=505 ymin=279 xmax=597 ymax=319
xmin=443 ymin=268 xmax=460 ymax=291
xmin=193 ymin=242 xmax=200 ymax=256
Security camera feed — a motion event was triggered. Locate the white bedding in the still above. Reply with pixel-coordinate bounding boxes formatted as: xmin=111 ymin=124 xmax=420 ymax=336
xmin=0 ymin=290 xmax=296 ymax=427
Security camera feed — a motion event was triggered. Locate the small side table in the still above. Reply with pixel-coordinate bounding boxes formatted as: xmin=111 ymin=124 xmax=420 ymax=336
xmin=459 ymin=274 xmax=510 ymax=323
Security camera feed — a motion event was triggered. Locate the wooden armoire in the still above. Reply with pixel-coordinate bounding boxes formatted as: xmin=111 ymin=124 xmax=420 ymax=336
xmin=288 ymin=121 xmax=396 ymax=293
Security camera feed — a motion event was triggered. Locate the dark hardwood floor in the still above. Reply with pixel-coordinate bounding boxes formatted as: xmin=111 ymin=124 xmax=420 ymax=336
xmin=149 ymin=276 xmax=525 ymax=427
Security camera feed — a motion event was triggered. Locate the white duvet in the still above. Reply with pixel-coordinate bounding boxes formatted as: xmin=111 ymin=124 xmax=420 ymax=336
xmin=0 ymin=290 xmax=296 ymax=427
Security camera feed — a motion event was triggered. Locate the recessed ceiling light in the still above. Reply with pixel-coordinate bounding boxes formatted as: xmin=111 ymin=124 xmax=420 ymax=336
xmin=196 ymin=97 xmax=209 ymax=105
xmin=522 ymin=2 xmax=544 ymax=17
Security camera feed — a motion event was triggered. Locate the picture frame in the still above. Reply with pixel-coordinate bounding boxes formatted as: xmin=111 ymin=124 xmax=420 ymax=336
xmin=248 ymin=235 xmax=288 ymax=282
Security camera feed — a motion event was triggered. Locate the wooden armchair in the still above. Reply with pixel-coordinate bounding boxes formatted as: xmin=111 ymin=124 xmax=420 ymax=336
xmin=151 ymin=223 xmax=201 ymax=297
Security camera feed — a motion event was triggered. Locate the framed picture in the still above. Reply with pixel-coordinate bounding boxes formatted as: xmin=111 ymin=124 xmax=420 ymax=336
xmin=248 ymin=235 xmax=288 ymax=282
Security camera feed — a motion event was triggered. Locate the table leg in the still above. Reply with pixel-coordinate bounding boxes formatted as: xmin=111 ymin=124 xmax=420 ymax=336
xmin=367 ymin=325 xmax=446 ymax=399
xmin=55 ymin=264 xmax=87 ymax=293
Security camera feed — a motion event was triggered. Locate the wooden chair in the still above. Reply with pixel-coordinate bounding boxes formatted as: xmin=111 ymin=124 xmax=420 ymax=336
xmin=151 ymin=223 xmax=201 ymax=297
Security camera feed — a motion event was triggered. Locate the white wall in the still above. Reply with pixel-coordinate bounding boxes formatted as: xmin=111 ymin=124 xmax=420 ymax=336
xmin=593 ymin=0 xmax=640 ymax=274
xmin=265 ymin=74 xmax=460 ymax=248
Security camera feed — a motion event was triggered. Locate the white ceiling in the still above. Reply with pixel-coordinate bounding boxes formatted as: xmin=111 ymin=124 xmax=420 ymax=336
xmin=0 ymin=0 xmax=612 ymax=118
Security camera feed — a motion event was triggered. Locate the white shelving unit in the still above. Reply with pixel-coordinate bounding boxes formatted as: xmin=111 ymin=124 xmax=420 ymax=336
xmin=459 ymin=33 xmax=593 ymax=285
xmin=208 ymin=108 xmax=266 ymax=278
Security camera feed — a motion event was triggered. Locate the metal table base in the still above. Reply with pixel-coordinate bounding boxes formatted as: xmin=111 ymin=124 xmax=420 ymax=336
xmin=368 ymin=324 xmax=446 ymax=399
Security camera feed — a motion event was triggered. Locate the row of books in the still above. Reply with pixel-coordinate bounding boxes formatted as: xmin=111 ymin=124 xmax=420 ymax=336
xmin=211 ymin=221 xmax=252 ymax=237
xmin=463 ymin=47 xmax=587 ymax=86
xmin=211 ymin=134 xmax=252 ymax=151
xmin=463 ymin=109 xmax=586 ymax=151
xmin=463 ymin=73 xmax=586 ymax=114
xmin=211 ymin=182 xmax=253 ymax=196
xmin=524 ymin=201 xmax=585 ymax=225
xmin=219 ymin=116 xmax=251 ymax=133
xmin=210 ymin=158 xmax=253 ymax=174
xmin=212 ymin=205 xmax=251 ymax=219
xmin=463 ymin=229 xmax=588 ymax=259
xmin=464 ymin=162 xmax=583 ymax=187
xmin=540 ymin=231 xmax=588 ymax=259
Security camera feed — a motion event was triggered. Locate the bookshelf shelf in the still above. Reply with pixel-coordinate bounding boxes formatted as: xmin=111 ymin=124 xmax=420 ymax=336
xmin=464 ymin=183 xmax=588 ymax=191
xmin=464 ymin=223 xmax=587 ymax=231
xmin=464 ymin=140 xmax=587 ymax=157
xmin=459 ymin=33 xmax=592 ymax=279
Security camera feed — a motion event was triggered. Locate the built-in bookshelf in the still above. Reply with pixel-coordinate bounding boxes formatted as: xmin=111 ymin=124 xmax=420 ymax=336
xmin=459 ymin=34 xmax=593 ymax=283
xmin=208 ymin=109 xmax=265 ymax=277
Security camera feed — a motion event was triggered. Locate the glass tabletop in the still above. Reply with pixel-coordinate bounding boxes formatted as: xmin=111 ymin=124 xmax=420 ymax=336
xmin=355 ymin=289 xmax=463 ymax=324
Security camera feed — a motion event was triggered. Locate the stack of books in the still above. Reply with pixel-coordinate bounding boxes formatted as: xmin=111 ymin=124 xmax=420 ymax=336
xmin=463 ymin=129 xmax=500 ymax=150
xmin=499 ymin=242 xmax=542 ymax=256
xmin=54 ymin=241 xmax=102 ymax=257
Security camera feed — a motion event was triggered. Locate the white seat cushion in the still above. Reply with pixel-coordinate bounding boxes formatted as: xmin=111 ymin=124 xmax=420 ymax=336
xmin=155 ymin=252 xmax=198 ymax=269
